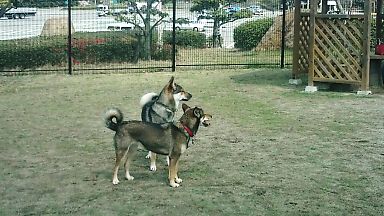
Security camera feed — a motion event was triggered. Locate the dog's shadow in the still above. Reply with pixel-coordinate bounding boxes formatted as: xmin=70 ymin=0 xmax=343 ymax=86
xmin=89 ymin=151 xmax=166 ymax=185
xmin=230 ymin=69 xmax=305 ymax=87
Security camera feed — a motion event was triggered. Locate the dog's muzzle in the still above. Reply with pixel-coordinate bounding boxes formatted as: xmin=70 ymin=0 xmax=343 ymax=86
xmin=181 ymin=92 xmax=192 ymax=101
xmin=201 ymin=114 xmax=212 ymax=127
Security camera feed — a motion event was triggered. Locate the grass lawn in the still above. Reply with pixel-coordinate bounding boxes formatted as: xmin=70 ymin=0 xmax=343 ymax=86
xmin=0 ymin=69 xmax=383 ymax=215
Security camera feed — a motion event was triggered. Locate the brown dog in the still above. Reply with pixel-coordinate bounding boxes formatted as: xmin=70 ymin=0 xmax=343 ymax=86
xmin=140 ymin=76 xmax=193 ymax=171
xmin=104 ymin=104 xmax=212 ymax=187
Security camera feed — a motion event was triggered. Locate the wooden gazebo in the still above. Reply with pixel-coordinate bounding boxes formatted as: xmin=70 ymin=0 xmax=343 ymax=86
xmin=291 ymin=0 xmax=383 ymax=93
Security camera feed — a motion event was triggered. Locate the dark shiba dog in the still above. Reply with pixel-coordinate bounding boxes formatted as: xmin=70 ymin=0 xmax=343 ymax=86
xmin=104 ymin=104 xmax=212 ymax=187
xmin=140 ymin=76 xmax=192 ymax=171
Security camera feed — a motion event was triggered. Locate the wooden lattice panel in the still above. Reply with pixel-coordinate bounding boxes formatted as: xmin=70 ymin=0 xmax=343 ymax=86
xmin=298 ymin=15 xmax=310 ymax=74
xmin=313 ymin=17 xmax=364 ymax=84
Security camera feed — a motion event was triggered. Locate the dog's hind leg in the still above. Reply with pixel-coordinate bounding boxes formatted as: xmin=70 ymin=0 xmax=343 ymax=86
xmin=149 ymin=152 xmax=157 ymax=171
xmin=124 ymin=143 xmax=138 ymax=181
xmin=113 ymin=147 xmax=128 ymax=185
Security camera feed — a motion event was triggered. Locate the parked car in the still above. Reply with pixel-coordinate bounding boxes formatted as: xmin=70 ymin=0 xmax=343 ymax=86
xmin=107 ymin=22 xmax=143 ymax=31
xmin=174 ymin=18 xmax=205 ymax=32
xmin=226 ymin=6 xmax=241 ymax=15
xmin=96 ymin=4 xmax=109 ymax=17
xmin=1 ymin=7 xmax=37 ymax=19
xmin=199 ymin=19 xmax=214 ymax=29
xmin=247 ymin=5 xmax=263 ymax=15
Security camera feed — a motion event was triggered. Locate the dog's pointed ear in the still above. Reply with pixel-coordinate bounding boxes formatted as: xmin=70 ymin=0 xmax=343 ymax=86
xmin=182 ymin=103 xmax=190 ymax=112
xmin=167 ymin=76 xmax=176 ymax=91
xmin=193 ymin=107 xmax=203 ymax=118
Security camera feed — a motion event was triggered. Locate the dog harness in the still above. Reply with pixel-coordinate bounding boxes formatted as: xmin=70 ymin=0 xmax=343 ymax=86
xmin=155 ymin=101 xmax=177 ymax=113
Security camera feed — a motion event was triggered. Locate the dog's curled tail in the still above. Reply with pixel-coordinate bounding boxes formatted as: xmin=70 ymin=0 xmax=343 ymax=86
xmin=104 ymin=108 xmax=123 ymax=131
xmin=140 ymin=92 xmax=158 ymax=108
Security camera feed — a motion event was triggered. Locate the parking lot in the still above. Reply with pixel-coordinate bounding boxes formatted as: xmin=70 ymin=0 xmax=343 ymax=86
xmin=0 ymin=7 xmax=279 ymax=48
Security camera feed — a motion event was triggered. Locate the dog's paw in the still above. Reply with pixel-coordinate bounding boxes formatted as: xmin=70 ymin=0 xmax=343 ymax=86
xmin=112 ymin=178 xmax=120 ymax=185
xmin=150 ymin=160 xmax=157 ymax=171
xmin=150 ymin=164 xmax=157 ymax=171
xmin=170 ymin=181 xmax=180 ymax=188
xmin=145 ymin=152 xmax=151 ymax=159
xmin=175 ymin=177 xmax=183 ymax=184
xmin=125 ymin=175 xmax=134 ymax=181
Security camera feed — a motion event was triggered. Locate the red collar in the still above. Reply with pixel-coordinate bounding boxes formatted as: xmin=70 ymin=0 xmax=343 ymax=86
xmin=183 ymin=125 xmax=194 ymax=137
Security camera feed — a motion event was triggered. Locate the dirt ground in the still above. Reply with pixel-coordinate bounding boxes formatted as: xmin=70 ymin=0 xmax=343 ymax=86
xmin=0 ymin=69 xmax=383 ymax=215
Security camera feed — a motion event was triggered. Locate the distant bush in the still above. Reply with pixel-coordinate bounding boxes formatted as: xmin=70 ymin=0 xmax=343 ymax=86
xmin=152 ymin=44 xmax=173 ymax=60
xmin=206 ymin=35 xmax=223 ymax=48
xmin=0 ymin=31 xmax=175 ymax=70
xmin=163 ymin=30 xmax=206 ymax=48
xmin=71 ymin=34 xmax=138 ymax=63
xmin=0 ymin=37 xmax=67 ymax=69
xmin=234 ymin=18 xmax=274 ymax=50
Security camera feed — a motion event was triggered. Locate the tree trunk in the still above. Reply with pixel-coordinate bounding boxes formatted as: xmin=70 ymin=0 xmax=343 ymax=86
xmin=335 ymin=0 xmax=344 ymax=14
xmin=212 ymin=20 xmax=220 ymax=48
xmin=144 ymin=0 xmax=152 ymax=60
xmin=0 ymin=1 xmax=12 ymax=18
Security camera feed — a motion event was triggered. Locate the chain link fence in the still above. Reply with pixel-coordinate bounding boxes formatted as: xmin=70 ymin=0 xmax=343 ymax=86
xmin=0 ymin=0 xmax=291 ymax=75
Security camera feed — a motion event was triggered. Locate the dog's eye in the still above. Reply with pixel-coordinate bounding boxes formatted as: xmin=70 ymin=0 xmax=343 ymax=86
xmin=173 ymin=85 xmax=182 ymax=93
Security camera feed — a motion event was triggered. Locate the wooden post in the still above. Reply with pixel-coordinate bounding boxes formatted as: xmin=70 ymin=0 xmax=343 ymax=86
xmin=292 ymin=0 xmax=301 ymax=79
xmin=361 ymin=0 xmax=372 ymax=90
xmin=307 ymin=0 xmax=317 ymax=86
xmin=376 ymin=0 xmax=383 ymax=44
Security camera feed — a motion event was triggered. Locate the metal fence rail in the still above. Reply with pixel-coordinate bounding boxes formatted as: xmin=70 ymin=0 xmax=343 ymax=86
xmin=0 ymin=0 xmax=290 ymax=75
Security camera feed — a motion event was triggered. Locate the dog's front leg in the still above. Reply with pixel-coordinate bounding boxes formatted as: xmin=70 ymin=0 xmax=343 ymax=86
xmin=168 ymin=157 xmax=180 ymax=187
xmin=175 ymin=160 xmax=182 ymax=184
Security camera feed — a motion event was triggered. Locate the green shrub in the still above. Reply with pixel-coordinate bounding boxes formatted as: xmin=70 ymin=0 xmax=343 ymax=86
xmin=163 ymin=30 xmax=206 ymax=48
xmin=0 ymin=32 xmax=140 ymax=69
xmin=152 ymin=43 xmax=173 ymax=60
xmin=0 ymin=30 xmax=177 ymax=70
xmin=72 ymin=35 xmax=138 ymax=63
xmin=234 ymin=18 xmax=274 ymax=50
xmin=0 ymin=37 xmax=67 ymax=69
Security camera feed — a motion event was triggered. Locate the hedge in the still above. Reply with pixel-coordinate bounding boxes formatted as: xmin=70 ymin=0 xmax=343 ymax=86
xmin=234 ymin=18 xmax=274 ymax=50
xmin=163 ymin=30 xmax=206 ymax=48
xmin=0 ymin=30 xmax=206 ymax=70
xmin=0 ymin=32 xmax=139 ymax=69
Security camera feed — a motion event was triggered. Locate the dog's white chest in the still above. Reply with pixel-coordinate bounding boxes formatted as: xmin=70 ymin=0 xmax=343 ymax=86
xmin=180 ymin=143 xmax=187 ymax=154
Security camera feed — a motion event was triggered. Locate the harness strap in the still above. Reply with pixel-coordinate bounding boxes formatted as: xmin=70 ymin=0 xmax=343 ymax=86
xmin=155 ymin=101 xmax=177 ymax=112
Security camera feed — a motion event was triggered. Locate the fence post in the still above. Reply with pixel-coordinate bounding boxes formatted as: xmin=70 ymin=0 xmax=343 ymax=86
xmin=171 ymin=0 xmax=176 ymax=72
xmin=67 ymin=0 xmax=72 ymax=75
xmin=280 ymin=0 xmax=286 ymax=69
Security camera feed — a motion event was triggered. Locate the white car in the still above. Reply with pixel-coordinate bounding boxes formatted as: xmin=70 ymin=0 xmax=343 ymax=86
xmin=199 ymin=19 xmax=214 ymax=29
xmin=175 ymin=22 xmax=205 ymax=32
xmin=107 ymin=22 xmax=143 ymax=31
xmin=174 ymin=18 xmax=205 ymax=32
xmin=96 ymin=4 xmax=109 ymax=17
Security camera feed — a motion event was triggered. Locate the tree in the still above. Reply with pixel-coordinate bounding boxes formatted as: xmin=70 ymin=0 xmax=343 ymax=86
xmin=0 ymin=0 xmax=16 ymax=18
xmin=117 ymin=0 xmax=170 ymax=60
xmin=190 ymin=0 xmax=251 ymax=48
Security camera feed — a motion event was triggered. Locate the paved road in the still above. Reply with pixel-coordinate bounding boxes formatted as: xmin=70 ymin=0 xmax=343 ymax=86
xmin=0 ymin=8 xmax=116 ymax=40
xmin=0 ymin=8 xmax=277 ymax=48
